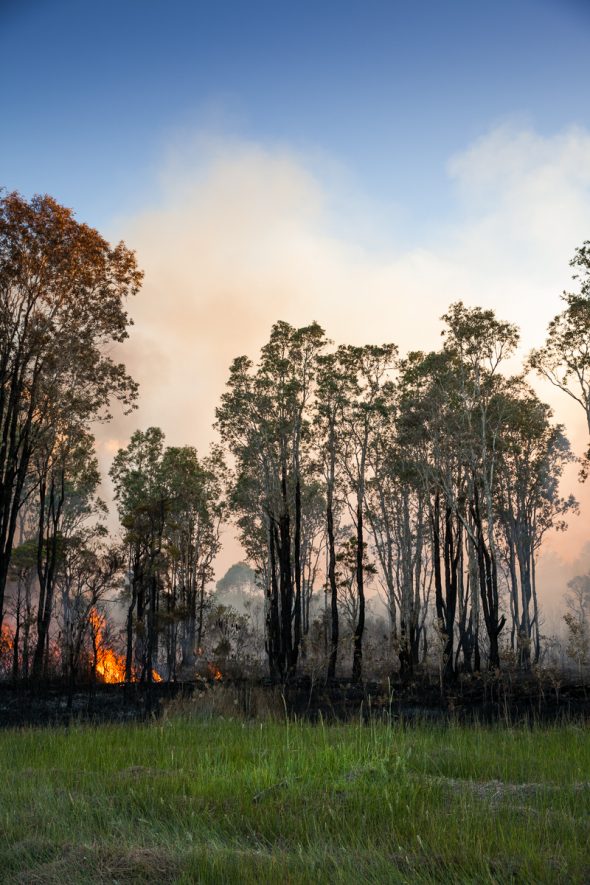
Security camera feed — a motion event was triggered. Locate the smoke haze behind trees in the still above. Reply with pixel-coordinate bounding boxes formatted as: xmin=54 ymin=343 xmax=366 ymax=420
xmin=92 ymin=130 xmax=590 ymax=624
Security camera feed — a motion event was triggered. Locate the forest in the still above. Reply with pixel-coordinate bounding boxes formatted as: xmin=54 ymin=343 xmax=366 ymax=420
xmin=1 ymin=190 xmax=590 ymax=702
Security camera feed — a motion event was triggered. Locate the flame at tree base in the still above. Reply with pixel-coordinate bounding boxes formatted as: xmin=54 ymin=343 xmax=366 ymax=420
xmin=207 ymin=662 xmax=223 ymax=681
xmin=90 ymin=609 xmax=162 ymax=684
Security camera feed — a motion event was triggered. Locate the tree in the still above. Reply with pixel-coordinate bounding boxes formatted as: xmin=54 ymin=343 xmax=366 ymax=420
xmin=495 ymin=388 xmax=576 ymax=666
xmin=337 ymin=344 xmax=397 ymax=682
xmin=217 ymin=321 xmax=327 ymax=682
xmin=315 ymin=351 xmax=349 ymax=679
xmin=563 ymin=573 xmax=590 ymax=678
xmin=159 ymin=444 xmax=224 ymax=677
xmin=110 ymin=429 xmax=224 ymax=682
xmin=58 ymin=536 xmax=120 ymax=688
xmin=31 ymin=427 xmax=106 ymax=680
xmin=7 ymin=537 xmax=36 ymax=679
xmin=396 ymin=349 xmax=470 ymax=678
xmin=216 ymin=562 xmax=257 ymax=597
xmin=0 ymin=192 xmax=141 ymax=632
xmin=441 ymin=303 xmax=519 ymax=669
xmin=335 ymin=534 xmax=377 ymax=640
xmin=110 ymin=428 xmax=167 ymax=683
xmin=366 ymin=433 xmax=431 ymax=677
xmin=529 ymin=242 xmax=590 ymax=462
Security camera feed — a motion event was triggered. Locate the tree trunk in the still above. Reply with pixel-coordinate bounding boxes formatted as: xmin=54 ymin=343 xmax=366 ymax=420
xmin=125 ymin=571 xmax=138 ymax=683
xmin=290 ymin=475 xmax=302 ymax=675
xmin=326 ymin=489 xmax=339 ymax=680
xmin=266 ymin=519 xmax=282 ymax=681
xmin=351 ymin=498 xmax=365 ymax=684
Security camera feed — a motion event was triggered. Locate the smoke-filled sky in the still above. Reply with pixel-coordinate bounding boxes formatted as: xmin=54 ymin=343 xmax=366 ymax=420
xmin=2 ymin=0 xmax=590 ymax=619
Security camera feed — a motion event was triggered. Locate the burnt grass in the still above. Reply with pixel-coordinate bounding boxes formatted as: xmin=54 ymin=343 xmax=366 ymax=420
xmin=0 ymin=671 xmax=588 ymax=728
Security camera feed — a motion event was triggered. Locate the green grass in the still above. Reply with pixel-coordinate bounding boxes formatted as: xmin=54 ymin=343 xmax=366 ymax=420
xmin=0 ymin=713 xmax=589 ymax=883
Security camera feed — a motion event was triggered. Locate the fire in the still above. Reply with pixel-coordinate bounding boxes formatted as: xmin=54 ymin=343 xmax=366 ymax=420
xmin=89 ymin=608 xmax=162 ymax=683
xmin=89 ymin=609 xmax=126 ymax=683
xmin=207 ymin=662 xmax=223 ymax=681
xmin=0 ymin=624 xmax=14 ymax=661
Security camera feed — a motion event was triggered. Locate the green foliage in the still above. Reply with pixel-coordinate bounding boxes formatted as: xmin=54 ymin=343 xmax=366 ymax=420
xmin=528 ymin=241 xmax=590 ymax=448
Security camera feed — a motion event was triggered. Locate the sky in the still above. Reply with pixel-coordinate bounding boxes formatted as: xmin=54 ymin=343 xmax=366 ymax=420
xmin=2 ymin=0 xmax=590 ymax=618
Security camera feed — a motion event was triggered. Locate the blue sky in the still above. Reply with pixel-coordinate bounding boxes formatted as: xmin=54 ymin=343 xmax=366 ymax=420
xmin=2 ymin=0 xmax=589 ymax=239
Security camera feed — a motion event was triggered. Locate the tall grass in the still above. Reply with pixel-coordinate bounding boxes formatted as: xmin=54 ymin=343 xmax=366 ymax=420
xmin=0 ymin=712 xmax=588 ymax=882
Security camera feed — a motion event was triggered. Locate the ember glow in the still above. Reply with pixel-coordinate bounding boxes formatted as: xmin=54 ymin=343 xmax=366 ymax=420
xmin=0 ymin=624 xmax=13 ymax=660
xmin=207 ymin=662 xmax=223 ymax=681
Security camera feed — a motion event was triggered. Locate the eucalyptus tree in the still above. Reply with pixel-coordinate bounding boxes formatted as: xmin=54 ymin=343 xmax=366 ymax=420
xmin=7 ymin=538 xmax=36 ymax=679
xmin=0 ymin=192 xmax=141 ymax=631
xmin=159 ymin=444 xmax=225 ymax=677
xmin=111 ymin=429 xmax=226 ymax=682
xmin=441 ymin=303 xmax=519 ymax=669
xmin=495 ymin=387 xmax=576 ymax=666
xmin=217 ymin=321 xmax=327 ymax=681
xmin=315 ymin=350 xmax=350 ymax=678
xmin=298 ymin=478 xmax=325 ymax=642
xmin=58 ymin=536 xmax=120 ymax=686
xmin=396 ymin=349 xmax=470 ymax=677
xmin=110 ymin=427 xmax=167 ymax=683
xmin=337 ymin=343 xmax=397 ymax=682
xmin=366 ymin=433 xmax=431 ymax=676
xmin=334 ymin=534 xmax=377 ymax=640
xmin=563 ymin=573 xmax=590 ymax=676
xmin=529 ymin=242 xmax=590 ymax=462
xmin=31 ymin=427 xmax=104 ymax=680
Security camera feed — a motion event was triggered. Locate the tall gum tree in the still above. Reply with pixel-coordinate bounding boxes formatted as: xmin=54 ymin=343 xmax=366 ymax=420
xmin=216 ymin=321 xmax=327 ymax=682
xmin=30 ymin=425 xmax=104 ymax=680
xmin=315 ymin=351 xmax=348 ymax=679
xmin=337 ymin=343 xmax=397 ymax=683
xmin=110 ymin=427 xmax=167 ymax=683
xmin=441 ymin=303 xmax=519 ymax=670
xmin=366 ymin=422 xmax=431 ymax=677
xmin=159 ymin=444 xmax=225 ymax=677
xmin=529 ymin=242 xmax=590 ymax=464
xmin=396 ymin=349 xmax=470 ymax=678
xmin=495 ymin=387 xmax=576 ymax=666
xmin=0 ymin=192 xmax=141 ymax=632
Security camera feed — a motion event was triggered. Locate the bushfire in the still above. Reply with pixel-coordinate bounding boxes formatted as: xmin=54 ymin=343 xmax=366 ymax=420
xmin=207 ymin=662 xmax=223 ymax=681
xmin=89 ymin=609 xmax=162 ymax=684
xmin=1 ymin=623 xmax=13 ymax=654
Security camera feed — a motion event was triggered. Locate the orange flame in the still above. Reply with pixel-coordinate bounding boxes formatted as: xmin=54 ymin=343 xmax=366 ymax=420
xmin=90 ymin=609 xmax=126 ymax=683
xmin=207 ymin=662 xmax=223 ymax=681
xmin=89 ymin=608 xmax=162 ymax=683
xmin=0 ymin=624 xmax=14 ymax=659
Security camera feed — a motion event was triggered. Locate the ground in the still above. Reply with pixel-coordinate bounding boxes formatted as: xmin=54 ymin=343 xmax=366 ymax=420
xmin=0 ymin=714 xmax=588 ymax=883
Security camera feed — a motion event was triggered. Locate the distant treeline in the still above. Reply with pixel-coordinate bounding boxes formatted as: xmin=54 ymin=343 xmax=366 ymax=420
xmin=1 ymin=191 xmax=589 ymax=685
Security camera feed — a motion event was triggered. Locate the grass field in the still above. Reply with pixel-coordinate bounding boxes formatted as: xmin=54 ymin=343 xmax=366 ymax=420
xmin=0 ymin=710 xmax=589 ymax=883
